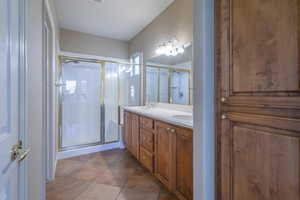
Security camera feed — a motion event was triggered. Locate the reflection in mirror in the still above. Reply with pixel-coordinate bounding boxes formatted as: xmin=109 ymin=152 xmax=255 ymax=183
xmin=146 ymin=44 xmax=192 ymax=105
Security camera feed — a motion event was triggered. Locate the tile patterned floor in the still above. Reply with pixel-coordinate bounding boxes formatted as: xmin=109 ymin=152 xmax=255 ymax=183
xmin=47 ymin=149 xmax=178 ymax=200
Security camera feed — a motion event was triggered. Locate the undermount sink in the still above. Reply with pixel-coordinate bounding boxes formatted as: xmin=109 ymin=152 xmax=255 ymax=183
xmin=172 ymin=115 xmax=193 ymax=121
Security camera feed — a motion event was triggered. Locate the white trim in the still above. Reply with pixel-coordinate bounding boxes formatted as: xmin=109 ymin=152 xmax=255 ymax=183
xmin=60 ymin=51 xmax=129 ymax=63
xmin=193 ymin=0 xmax=215 ymax=200
xmin=43 ymin=0 xmax=58 ymax=183
xmin=57 ymin=142 xmax=122 ymax=160
xmin=19 ymin=0 xmax=28 ymax=199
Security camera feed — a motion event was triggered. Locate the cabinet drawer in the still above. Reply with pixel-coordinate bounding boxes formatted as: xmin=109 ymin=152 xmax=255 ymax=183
xmin=140 ymin=147 xmax=154 ymax=173
xmin=140 ymin=117 xmax=154 ymax=130
xmin=140 ymin=128 xmax=154 ymax=152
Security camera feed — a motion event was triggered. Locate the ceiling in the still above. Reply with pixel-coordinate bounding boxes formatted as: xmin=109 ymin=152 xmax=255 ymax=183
xmin=55 ymin=0 xmax=174 ymax=41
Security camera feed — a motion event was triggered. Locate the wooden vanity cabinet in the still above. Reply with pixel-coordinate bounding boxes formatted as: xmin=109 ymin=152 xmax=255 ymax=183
xmin=124 ymin=111 xmax=193 ymax=200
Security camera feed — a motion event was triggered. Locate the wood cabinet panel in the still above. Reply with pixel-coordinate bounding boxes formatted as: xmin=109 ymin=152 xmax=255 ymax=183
xmin=140 ymin=128 xmax=154 ymax=153
xmin=140 ymin=116 xmax=154 ymax=130
xmin=155 ymin=121 xmax=174 ymax=189
xmin=140 ymin=147 xmax=154 ymax=173
xmin=124 ymin=112 xmax=132 ymax=151
xmin=173 ymin=127 xmax=193 ymax=200
xmin=233 ymin=124 xmax=299 ymax=200
xmin=131 ymin=113 xmax=140 ymax=159
xmin=232 ymin=0 xmax=299 ymax=92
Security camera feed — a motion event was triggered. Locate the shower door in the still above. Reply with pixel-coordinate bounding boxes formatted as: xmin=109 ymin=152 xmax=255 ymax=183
xmin=60 ymin=61 xmax=102 ymax=150
xmin=171 ymin=71 xmax=189 ymax=104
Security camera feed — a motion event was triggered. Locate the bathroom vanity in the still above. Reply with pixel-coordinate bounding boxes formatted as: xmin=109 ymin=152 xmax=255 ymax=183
xmin=123 ymin=105 xmax=193 ymax=200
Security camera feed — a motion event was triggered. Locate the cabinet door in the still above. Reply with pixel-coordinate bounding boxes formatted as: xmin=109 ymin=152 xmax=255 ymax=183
xmin=155 ymin=121 xmax=174 ymax=189
xmin=124 ymin=112 xmax=132 ymax=151
xmin=131 ymin=113 xmax=140 ymax=159
xmin=173 ymin=128 xmax=193 ymax=200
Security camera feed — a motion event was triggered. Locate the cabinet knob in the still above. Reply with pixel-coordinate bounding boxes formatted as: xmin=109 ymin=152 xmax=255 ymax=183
xmin=170 ymin=128 xmax=175 ymax=133
xmin=221 ymin=114 xmax=227 ymax=120
xmin=166 ymin=127 xmax=171 ymax=131
xmin=221 ymin=97 xmax=227 ymax=102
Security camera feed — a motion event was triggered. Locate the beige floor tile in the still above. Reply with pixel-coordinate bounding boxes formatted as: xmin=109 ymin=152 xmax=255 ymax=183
xmin=55 ymin=159 xmax=83 ymax=177
xmin=117 ymin=188 xmax=159 ymax=200
xmin=70 ymin=163 xmax=109 ymax=181
xmin=125 ymin=173 xmax=161 ymax=192
xmin=94 ymin=169 xmax=128 ymax=187
xmin=75 ymin=183 xmax=121 ymax=200
xmin=46 ymin=176 xmax=91 ymax=200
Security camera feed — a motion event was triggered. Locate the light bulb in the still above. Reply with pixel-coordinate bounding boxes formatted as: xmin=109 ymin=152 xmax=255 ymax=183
xmin=156 ymin=48 xmax=162 ymax=55
xmin=177 ymin=47 xmax=185 ymax=54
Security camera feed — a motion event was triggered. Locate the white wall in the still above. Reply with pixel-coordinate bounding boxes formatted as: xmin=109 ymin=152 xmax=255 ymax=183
xmin=27 ymin=0 xmax=60 ymax=199
xmin=129 ymin=0 xmax=193 ymax=60
xmin=60 ymin=29 xmax=129 ymax=59
xmin=193 ymin=0 xmax=215 ymax=199
xmin=45 ymin=0 xmax=61 ymax=181
xmin=27 ymin=0 xmax=44 ymax=199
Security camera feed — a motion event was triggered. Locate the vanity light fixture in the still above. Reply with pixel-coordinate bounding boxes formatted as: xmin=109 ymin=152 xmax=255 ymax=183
xmin=155 ymin=38 xmax=185 ymax=56
xmin=93 ymin=0 xmax=104 ymax=3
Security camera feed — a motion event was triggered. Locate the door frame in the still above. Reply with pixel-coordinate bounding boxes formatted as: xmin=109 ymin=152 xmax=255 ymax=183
xmin=42 ymin=0 xmax=57 ymax=182
xmin=193 ymin=0 xmax=215 ymax=200
xmin=19 ymin=0 xmax=28 ymax=199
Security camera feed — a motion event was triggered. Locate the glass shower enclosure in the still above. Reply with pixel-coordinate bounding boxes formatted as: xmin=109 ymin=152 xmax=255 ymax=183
xmin=58 ymin=57 xmax=140 ymax=151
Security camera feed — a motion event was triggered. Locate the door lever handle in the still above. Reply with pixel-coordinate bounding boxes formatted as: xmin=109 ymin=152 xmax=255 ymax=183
xmin=11 ymin=141 xmax=30 ymax=162
xmin=16 ymin=148 xmax=30 ymax=162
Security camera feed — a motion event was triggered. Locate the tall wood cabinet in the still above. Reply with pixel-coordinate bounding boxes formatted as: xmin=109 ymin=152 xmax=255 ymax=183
xmin=216 ymin=0 xmax=300 ymax=199
xmin=124 ymin=111 xmax=193 ymax=200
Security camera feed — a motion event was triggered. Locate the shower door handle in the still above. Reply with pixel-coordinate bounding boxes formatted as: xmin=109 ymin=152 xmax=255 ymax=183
xmin=100 ymin=104 xmax=105 ymax=143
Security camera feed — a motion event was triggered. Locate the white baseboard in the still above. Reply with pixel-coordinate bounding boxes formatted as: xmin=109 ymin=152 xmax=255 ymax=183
xmin=119 ymin=141 xmax=125 ymax=149
xmin=57 ymin=142 xmax=121 ymax=160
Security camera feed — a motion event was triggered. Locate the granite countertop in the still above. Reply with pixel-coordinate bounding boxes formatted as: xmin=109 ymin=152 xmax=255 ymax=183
xmin=123 ymin=104 xmax=193 ymax=129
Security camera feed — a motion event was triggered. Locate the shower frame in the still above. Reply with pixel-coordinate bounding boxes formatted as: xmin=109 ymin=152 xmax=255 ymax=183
xmin=57 ymin=55 xmax=141 ymax=152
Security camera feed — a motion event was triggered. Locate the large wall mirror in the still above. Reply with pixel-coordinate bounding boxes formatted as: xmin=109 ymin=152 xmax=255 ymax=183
xmin=146 ymin=43 xmax=193 ymax=105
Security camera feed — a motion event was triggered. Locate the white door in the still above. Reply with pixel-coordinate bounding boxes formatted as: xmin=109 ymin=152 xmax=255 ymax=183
xmin=0 ymin=0 xmax=27 ymax=200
